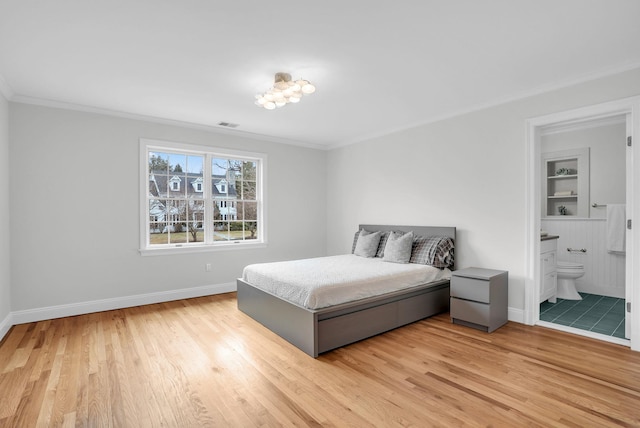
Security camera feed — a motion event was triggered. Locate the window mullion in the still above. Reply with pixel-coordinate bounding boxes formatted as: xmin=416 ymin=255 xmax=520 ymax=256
xmin=203 ymin=154 xmax=213 ymax=244
xmin=144 ymin=149 xmax=151 ymax=248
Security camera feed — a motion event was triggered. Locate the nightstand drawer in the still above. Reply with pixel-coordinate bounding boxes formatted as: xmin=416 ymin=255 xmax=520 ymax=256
xmin=451 ymin=276 xmax=490 ymax=303
xmin=450 ymin=298 xmax=490 ymax=326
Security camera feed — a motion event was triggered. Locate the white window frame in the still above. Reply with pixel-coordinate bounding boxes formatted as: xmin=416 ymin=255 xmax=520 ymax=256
xmin=139 ymin=138 xmax=267 ymax=256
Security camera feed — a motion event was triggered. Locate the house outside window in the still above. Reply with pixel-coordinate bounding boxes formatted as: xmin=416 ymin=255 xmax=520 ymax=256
xmin=140 ymin=139 xmax=266 ymax=255
xmin=193 ymin=178 xmax=203 ymax=192
xmin=169 ymin=176 xmax=181 ymax=191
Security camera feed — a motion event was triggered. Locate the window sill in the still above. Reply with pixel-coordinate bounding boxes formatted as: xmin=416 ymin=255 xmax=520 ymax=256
xmin=139 ymin=241 xmax=267 ymax=256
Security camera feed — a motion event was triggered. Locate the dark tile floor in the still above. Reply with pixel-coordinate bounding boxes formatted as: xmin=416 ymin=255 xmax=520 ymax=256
xmin=540 ymin=293 xmax=626 ymax=338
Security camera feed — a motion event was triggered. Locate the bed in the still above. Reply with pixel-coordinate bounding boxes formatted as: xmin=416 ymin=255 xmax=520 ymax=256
xmin=237 ymin=224 xmax=456 ymax=357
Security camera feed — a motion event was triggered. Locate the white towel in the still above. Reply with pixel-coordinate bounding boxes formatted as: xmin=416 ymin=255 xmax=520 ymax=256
xmin=606 ymin=204 xmax=626 ymax=254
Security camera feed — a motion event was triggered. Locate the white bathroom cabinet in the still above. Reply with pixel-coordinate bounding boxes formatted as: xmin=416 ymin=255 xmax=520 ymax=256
xmin=540 ymin=237 xmax=558 ymax=303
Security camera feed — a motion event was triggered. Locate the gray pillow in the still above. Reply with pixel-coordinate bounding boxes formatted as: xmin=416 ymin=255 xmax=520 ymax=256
xmin=351 ymin=228 xmax=373 ymax=253
xmin=383 ymin=231 xmax=414 ymax=263
xmin=354 ymin=231 xmax=382 ymax=258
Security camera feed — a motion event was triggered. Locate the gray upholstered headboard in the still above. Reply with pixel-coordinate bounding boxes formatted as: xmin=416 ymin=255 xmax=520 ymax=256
xmin=359 ymin=224 xmax=455 ymax=240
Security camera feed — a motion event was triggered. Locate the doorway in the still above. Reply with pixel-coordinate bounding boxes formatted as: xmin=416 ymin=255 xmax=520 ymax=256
xmin=540 ymin=117 xmax=626 ymax=340
xmin=524 ymin=96 xmax=640 ymax=352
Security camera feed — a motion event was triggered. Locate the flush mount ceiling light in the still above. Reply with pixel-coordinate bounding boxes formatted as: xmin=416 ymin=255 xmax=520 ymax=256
xmin=255 ymin=72 xmax=316 ymax=110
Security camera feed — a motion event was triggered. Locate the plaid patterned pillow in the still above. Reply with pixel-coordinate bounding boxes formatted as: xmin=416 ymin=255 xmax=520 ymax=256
xmin=375 ymin=231 xmax=391 ymax=257
xmin=410 ymin=236 xmax=455 ymax=268
xmin=351 ymin=230 xmax=362 ymax=253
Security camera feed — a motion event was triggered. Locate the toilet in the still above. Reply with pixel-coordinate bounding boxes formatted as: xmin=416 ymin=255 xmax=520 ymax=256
xmin=556 ymin=261 xmax=585 ymax=300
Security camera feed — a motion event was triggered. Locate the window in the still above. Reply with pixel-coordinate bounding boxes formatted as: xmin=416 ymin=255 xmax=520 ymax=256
xmin=140 ymin=139 xmax=266 ymax=254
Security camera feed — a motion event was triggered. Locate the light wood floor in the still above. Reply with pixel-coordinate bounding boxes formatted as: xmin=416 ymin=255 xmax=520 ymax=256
xmin=1 ymin=293 xmax=639 ymax=427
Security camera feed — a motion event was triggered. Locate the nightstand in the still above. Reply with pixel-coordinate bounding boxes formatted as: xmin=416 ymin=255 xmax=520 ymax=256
xmin=450 ymin=267 xmax=508 ymax=333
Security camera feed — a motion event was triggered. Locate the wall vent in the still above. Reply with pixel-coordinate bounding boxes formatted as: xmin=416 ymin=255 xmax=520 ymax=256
xmin=217 ymin=121 xmax=239 ymax=128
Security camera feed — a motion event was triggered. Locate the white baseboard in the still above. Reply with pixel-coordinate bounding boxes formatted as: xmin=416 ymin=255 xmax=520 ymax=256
xmin=10 ymin=282 xmax=236 ymax=326
xmin=508 ymin=307 xmax=525 ymax=324
xmin=0 ymin=312 xmax=13 ymax=342
xmin=577 ymin=286 xmax=625 ymax=299
xmin=3 ymin=288 xmax=525 ymax=343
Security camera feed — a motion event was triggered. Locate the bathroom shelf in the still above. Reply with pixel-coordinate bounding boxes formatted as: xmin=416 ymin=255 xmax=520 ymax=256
xmin=542 ymin=148 xmax=590 ymax=218
xmin=547 ymin=174 xmax=578 ymax=179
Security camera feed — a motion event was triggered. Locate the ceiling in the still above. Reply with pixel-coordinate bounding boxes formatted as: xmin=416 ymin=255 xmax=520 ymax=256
xmin=1 ymin=1 xmax=639 ymax=150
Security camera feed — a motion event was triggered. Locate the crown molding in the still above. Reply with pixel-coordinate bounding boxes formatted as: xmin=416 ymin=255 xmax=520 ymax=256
xmin=7 ymin=60 xmax=640 ymax=152
xmin=0 ymin=74 xmax=14 ymax=100
xmin=10 ymin=94 xmax=329 ymax=151
xmin=330 ymin=61 xmax=640 ymax=150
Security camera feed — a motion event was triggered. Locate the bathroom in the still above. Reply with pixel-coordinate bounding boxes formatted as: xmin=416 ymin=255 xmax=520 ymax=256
xmin=539 ymin=116 xmax=627 ymax=341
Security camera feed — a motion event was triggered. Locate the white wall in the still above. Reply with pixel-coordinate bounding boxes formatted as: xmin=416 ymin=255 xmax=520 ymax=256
xmin=326 ymin=67 xmax=640 ymax=316
xmin=0 ymin=91 xmax=10 ymax=336
xmin=9 ymin=103 xmax=327 ymax=315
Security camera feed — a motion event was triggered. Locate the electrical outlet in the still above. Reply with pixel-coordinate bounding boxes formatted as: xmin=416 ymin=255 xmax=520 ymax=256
xmin=205 ymin=263 xmax=211 ymax=272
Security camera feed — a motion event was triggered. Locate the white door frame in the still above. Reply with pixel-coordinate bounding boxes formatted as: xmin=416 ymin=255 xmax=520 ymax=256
xmin=524 ymin=96 xmax=640 ymax=351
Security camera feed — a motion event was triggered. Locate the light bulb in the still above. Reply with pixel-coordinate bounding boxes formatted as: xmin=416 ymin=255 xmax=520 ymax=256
xmin=301 ymin=83 xmax=315 ymax=94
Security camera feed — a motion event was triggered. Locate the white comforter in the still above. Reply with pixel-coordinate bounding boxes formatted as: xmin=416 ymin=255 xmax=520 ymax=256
xmin=242 ymin=254 xmax=451 ymax=310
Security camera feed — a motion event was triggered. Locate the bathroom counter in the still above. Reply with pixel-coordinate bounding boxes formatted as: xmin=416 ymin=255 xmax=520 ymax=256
xmin=541 ymin=235 xmax=559 ymax=241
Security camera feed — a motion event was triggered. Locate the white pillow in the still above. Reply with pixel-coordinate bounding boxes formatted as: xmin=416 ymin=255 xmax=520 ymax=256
xmin=354 ymin=231 xmax=382 ymax=258
xmin=383 ymin=231 xmax=414 ymax=263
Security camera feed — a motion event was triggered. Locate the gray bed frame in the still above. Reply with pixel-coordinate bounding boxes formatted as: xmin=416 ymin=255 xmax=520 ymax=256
xmin=237 ymin=224 xmax=455 ymax=357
